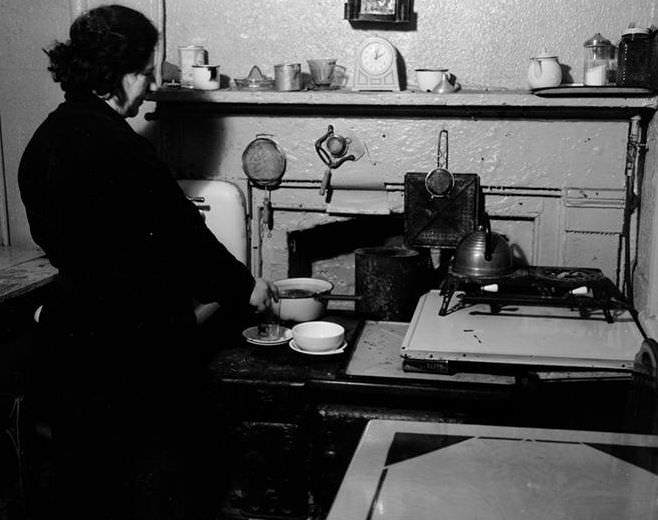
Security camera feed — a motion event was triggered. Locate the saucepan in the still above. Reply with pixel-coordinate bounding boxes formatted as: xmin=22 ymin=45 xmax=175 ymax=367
xmin=272 ymin=246 xmax=431 ymax=322
xmin=272 ymin=277 xmax=358 ymax=322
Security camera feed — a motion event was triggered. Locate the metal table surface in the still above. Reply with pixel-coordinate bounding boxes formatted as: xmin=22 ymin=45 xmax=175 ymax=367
xmin=327 ymin=419 xmax=658 ymax=520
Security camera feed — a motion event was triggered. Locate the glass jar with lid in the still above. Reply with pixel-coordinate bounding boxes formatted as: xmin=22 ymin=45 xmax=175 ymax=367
xmin=583 ymin=33 xmax=616 ymax=86
xmin=616 ymin=24 xmax=651 ymax=88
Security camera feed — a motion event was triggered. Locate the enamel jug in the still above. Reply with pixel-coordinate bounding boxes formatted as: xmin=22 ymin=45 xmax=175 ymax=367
xmin=527 ymin=49 xmax=562 ymax=89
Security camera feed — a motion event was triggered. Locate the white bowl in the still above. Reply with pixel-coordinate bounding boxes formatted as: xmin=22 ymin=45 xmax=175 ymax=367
xmin=291 ymin=321 xmax=345 ymax=352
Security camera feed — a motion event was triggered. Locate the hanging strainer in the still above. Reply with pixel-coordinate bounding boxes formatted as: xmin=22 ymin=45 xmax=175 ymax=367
xmin=242 ymin=134 xmax=287 ymax=231
xmin=424 ymin=129 xmax=455 ymax=198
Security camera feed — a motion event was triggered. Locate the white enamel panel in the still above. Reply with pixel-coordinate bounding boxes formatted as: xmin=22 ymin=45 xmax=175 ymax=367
xmin=327 ymin=420 xmax=658 ymax=520
xmin=401 ymin=291 xmax=644 ymax=371
xmin=178 ymin=180 xmax=248 ymax=323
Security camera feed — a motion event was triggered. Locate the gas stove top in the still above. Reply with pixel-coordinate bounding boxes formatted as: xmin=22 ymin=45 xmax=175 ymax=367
xmin=439 ymin=265 xmax=630 ymax=323
xmin=401 ymin=289 xmax=644 ymax=375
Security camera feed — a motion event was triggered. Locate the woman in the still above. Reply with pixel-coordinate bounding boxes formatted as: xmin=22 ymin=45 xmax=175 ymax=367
xmin=19 ymin=5 xmax=276 ymax=519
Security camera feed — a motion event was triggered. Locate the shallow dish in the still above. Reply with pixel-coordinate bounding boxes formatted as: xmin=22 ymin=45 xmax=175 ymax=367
xmin=289 ymin=339 xmax=347 ymax=356
xmin=242 ymin=325 xmax=292 ymax=346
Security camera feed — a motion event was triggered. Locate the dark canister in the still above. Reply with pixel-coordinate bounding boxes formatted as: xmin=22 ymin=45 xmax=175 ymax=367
xmin=616 ymin=25 xmax=651 ymax=88
xmin=355 ymin=246 xmax=429 ymax=321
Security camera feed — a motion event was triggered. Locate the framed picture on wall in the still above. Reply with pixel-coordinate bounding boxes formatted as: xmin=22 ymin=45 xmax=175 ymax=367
xmin=361 ymin=0 xmax=396 ymax=15
xmin=344 ymin=0 xmax=413 ymax=23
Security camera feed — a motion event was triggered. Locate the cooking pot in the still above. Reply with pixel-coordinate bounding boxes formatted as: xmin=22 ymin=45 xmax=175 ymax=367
xmin=272 ymin=277 xmax=357 ymax=322
xmin=273 ymin=246 xmax=430 ymax=323
xmin=452 ymin=215 xmax=514 ymax=278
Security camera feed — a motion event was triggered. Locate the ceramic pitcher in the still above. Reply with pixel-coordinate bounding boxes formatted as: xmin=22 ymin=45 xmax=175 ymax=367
xmin=527 ymin=50 xmax=562 ymax=89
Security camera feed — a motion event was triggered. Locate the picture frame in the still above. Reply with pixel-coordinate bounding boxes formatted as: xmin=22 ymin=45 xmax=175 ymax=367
xmin=344 ymin=0 xmax=413 ymax=23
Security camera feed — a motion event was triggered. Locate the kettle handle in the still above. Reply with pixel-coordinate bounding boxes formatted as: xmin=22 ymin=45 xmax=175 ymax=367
xmin=483 ymin=213 xmax=493 ymax=261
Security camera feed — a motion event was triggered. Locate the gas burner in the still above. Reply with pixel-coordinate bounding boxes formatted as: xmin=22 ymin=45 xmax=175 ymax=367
xmin=534 ymin=267 xmax=605 ymax=285
xmin=439 ymin=265 xmax=630 ymax=322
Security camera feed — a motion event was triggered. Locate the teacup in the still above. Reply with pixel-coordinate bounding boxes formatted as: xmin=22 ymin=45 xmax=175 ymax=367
xmin=192 ymin=64 xmax=220 ymax=90
xmin=415 ymin=68 xmax=447 ymax=92
xmin=307 ymin=59 xmax=337 ymax=86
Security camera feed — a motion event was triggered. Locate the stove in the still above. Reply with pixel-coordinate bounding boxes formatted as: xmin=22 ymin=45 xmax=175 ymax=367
xmin=401 ymin=278 xmax=645 ymax=375
xmin=439 ymin=266 xmax=630 ymax=322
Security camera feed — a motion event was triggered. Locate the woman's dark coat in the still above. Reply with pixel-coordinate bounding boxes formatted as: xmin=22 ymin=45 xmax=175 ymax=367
xmin=19 ymin=91 xmax=254 ymax=518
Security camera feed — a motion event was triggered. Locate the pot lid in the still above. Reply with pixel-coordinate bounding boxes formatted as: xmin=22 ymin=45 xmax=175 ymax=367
xmin=622 ymin=26 xmax=649 ymax=36
xmin=584 ymin=32 xmax=613 ymax=47
xmin=531 ymin=47 xmax=558 ymax=59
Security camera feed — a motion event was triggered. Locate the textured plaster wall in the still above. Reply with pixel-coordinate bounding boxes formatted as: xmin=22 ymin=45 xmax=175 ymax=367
xmin=164 ymin=0 xmax=656 ymax=89
xmin=0 ymin=0 xmax=161 ymax=248
xmin=160 ymin=0 xmax=657 ymax=303
xmin=0 ymin=0 xmax=71 ymax=248
xmin=2 ymin=0 xmax=658 ymax=315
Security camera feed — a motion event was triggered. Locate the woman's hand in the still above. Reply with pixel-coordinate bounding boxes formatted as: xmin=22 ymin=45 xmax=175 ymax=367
xmin=249 ymin=278 xmax=279 ymax=312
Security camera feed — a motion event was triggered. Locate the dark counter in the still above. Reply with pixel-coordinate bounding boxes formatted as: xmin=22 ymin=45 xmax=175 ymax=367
xmin=205 ymin=313 xmax=658 ymax=519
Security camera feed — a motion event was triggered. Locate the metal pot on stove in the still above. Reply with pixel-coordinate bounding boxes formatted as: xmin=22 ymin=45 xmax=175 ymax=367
xmin=272 ymin=277 xmax=357 ymax=322
xmin=452 ymin=215 xmax=514 ymax=278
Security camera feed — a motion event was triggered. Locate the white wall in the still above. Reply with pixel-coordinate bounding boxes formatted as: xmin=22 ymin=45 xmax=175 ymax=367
xmin=0 ymin=0 xmax=160 ymax=248
xmin=2 ymin=0 xmax=658 ymax=327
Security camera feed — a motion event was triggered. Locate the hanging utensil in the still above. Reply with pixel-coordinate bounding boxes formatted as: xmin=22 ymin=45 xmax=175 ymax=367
xmin=315 ymin=124 xmax=365 ymax=201
xmin=242 ymin=134 xmax=287 ymax=233
xmin=424 ymin=129 xmax=455 ymax=198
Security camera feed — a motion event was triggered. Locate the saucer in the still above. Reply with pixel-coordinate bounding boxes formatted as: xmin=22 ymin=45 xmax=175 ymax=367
xmin=288 ymin=339 xmax=347 ymax=356
xmin=242 ymin=325 xmax=292 ymax=346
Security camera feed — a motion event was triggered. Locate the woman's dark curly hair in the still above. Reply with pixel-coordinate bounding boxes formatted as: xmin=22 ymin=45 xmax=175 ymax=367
xmin=45 ymin=4 xmax=158 ymax=97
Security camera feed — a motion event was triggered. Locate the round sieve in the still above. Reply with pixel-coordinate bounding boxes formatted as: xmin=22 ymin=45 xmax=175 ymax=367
xmin=424 ymin=129 xmax=454 ymax=198
xmin=242 ymin=134 xmax=286 ymax=188
xmin=242 ymin=134 xmax=287 ymax=231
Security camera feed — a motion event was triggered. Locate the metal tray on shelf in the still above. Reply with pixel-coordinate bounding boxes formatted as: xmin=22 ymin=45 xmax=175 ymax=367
xmin=531 ymin=84 xmax=655 ymax=97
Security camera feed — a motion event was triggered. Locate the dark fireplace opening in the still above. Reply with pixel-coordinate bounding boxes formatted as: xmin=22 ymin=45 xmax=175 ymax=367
xmin=288 ymin=215 xmax=405 ymax=276
xmin=287 ymin=215 xmax=443 ymax=313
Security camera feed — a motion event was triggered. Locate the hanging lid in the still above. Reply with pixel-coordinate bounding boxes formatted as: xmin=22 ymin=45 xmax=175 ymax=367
xmin=242 ymin=134 xmax=286 ymax=188
xmin=584 ymin=33 xmax=613 ymax=47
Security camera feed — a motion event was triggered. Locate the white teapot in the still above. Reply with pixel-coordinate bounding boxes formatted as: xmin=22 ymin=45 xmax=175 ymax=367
xmin=527 ymin=49 xmax=562 ymax=89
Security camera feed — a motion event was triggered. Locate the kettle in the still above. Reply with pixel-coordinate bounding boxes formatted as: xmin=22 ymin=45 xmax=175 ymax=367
xmin=452 ymin=215 xmax=515 ymax=278
xmin=527 ymin=49 xmax=562 ymax=89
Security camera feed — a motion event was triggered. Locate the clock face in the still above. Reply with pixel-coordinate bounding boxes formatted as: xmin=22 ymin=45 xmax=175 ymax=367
xmin=360 ymin=40 xmax=394 ymax=76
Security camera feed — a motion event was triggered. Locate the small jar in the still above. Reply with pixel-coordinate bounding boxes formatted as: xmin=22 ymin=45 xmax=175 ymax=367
xmin=583 ymin=33 xmax=615 ymax=86
xmin=616 ymin=25 xmax=651 ymax=88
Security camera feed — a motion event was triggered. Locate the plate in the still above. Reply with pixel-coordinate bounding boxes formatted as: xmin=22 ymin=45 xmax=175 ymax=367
xmin=531 ymin=84 xmax=655 ymax=97
xmin=242 ymin=325 xmax=292 ymax=346
xmin=288 ymin=339 xmax=347 ymax=356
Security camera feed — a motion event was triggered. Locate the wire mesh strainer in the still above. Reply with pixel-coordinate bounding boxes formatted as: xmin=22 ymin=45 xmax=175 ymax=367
xmin=242 ymin=134 xmax=287 ymax=230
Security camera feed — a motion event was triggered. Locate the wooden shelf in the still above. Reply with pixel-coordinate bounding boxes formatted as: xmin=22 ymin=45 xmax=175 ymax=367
xmin=147 ymin=87 xmax=658 ymax=120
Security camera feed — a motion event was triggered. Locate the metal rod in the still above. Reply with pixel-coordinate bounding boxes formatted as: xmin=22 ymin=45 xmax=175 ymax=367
xmin=620 ymin=114 xmax=644 ymax=306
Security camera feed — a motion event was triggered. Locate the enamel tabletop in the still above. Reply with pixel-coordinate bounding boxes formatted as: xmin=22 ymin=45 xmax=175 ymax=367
xmin=327 ymin=420 xmax=658 ymax=520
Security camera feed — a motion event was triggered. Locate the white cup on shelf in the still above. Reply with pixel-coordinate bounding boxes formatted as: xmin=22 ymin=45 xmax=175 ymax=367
xmin=192 ymin=64 xmax=220 ymax=90
xmin=415 ymin=68 xmax=447 ymax=92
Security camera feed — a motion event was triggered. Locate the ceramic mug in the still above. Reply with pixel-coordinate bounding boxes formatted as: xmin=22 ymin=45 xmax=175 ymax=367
xmin=192 ymin=64 xmax=220 ymax=90
xmin=415 ymin=68 xmax=447 ymax=92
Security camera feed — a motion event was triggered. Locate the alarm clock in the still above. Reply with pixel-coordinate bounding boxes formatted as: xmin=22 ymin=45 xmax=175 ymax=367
xmin=353 ymin=36 xmax=401 ymax=91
